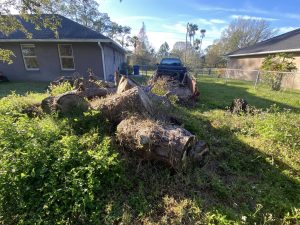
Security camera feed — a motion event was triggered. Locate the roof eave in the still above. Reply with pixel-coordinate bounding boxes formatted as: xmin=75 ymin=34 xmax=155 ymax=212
xmin=228 ymin=48 xmax=300 ymax=57
xmin=0 ymin=38 xmax=109 ymax=42
xmin=0 ymin=38 xmax=127 ymax=53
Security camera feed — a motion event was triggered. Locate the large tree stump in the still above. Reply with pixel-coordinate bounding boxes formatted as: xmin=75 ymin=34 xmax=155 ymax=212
xmin=116 ymin=117 xmax=209 ymax=169
xmin=91 ymin=87 xmax=173 ymax=124
xmin=41 ymin=93 xmax=89 ymax=115
xmin=117 ymin=76 xmax=138 ymax=94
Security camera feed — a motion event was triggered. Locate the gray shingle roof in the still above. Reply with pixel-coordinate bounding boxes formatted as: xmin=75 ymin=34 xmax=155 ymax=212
xmin=0 ymin=14 xmax=109 ymax=40
xmin=228 ymin=28 xmax=300 ymax=57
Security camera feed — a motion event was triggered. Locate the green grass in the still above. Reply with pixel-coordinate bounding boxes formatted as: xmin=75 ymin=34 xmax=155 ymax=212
xmin=0 ymin=82 xmax=48 ymax=98
xmin=0 ymin=79 xmax=299 ymax=224
xmin=197 ymin=76 xmax=300 ymax=111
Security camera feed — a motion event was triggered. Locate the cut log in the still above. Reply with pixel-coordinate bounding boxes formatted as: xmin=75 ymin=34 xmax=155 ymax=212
xmin=55 ymin=93 xmax=89 ymax=114
xmin=116 ymin=117 xmax=208 ymax=169
xmin=41 ymin=96 xmax=56 ymax=114
xmin=41 ymin=93 xmax=89 ymax=115
xmin=117 ymin=76 xmax=138 ymax=94
xmin=75 ymin=87 xmax=116 ymax=99
xmin=91 ymin=86 xmax=173 ymax=124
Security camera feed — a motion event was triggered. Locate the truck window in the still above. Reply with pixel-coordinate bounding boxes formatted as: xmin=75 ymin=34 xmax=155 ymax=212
xmin=160 ymin=58 xmax=181 ymax=66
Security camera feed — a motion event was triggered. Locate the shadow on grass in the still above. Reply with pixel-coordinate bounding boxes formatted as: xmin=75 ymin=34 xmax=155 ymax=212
xmin=0 ymin=82 xmax=49 ymax=98
xmin=100 ymin=108 xmax=300 ymax=224
xmin=197 ymin=77 xmax=300 ymax=112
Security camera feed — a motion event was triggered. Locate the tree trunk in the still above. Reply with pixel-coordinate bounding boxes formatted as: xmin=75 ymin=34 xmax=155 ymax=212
xmin=91 ymin=87 xmax=173 ymax=124
xmin=41 ymin=93 xmax=89 ymax=115
xmin=117 ymin=76 xmax=138 ymax=94
xmin=75 ymin=87 xmax=116 ymax=99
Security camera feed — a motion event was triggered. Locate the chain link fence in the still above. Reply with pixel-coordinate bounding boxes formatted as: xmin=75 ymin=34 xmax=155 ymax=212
xmin=195 ymin=68 xmax=300 ymax=90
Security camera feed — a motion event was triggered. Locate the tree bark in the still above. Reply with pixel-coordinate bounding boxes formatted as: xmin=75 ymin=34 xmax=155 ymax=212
xmin=75 ymin=87 xmax=116 ymax=99
xmin=91 ymin=87 xmax=173 ymax=124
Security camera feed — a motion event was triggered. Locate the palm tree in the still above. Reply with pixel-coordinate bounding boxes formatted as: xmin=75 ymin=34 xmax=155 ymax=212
xmin=129 ymin=36 xmax=139 ymax=54
xmin=188 ymin=23 xmax=199 ymax=46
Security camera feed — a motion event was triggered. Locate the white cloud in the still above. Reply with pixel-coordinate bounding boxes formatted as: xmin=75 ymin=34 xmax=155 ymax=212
xmin=161 ymin=23 xmax=187 ymax=34
xmin=191 ymin=3 xmax=270 ymax=15
xmin=284 ymin=13 xmax=300 ymax=20
xmin=231 ymin=15 xmax=278 ymax=21
xmin=111 ymin=16 xmax=163 ymax=26
xmin=210 ymin=19 xmax=227 ymax=24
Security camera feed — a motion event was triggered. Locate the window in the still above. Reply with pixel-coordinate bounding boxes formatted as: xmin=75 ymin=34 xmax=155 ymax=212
xmin=58 ymin=44 xmax=75 ymax=70
xmin=160 ymin=58 xmax=182 ymax=66
xmin=21 ymin=44 xmax=39 ymax=70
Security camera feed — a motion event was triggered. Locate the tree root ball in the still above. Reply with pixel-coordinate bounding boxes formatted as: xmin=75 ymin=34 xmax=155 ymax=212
xmin=116 ymin=117 xmax=209 ymax=169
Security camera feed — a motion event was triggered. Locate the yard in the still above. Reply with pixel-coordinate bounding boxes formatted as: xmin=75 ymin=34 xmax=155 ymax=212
xmin=0 ymin=77 xmax=299 ymax=224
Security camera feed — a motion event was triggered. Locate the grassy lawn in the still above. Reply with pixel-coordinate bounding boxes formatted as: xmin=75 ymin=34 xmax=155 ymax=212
xmin=0 ymin=78 xmax=299 ymax=224
xmin=198 ymin=76 xmax=300 ymax=111
xmin=0 ymin=82 xmax=49 ymax=98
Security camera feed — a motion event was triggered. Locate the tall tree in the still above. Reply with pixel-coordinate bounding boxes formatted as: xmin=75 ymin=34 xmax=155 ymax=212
xmin=61 ymin=0 xmax=100 ymax=28
xmin=137 ymin=22 xmax=149 ymax=51
xmin=157 ymin=42 xmax=170 ymax=58
xmin=205 ymin=17 xmax=277 ymax=68
xmin=119 ymin=26 xmax=131 ymax=47
xmin=188 ymin=23 xmax=198 ymax=46
xmin=92 ymin=13 xmax=112 ymax=34
xmin=221 ymin=17 xmax=277 ymax=53
xmin=128 ymin=36 xmax=139 ymax=53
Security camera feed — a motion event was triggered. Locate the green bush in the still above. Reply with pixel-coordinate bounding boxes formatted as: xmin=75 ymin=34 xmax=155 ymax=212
xmin=0 ymin=92 xmax=48 ymax=114
xmin=119 ymin=62 xmax=133 ymax=75
xmin=49 ymin=81 xmax=74 ymax=96
xmin=260 ymin=53 xmax=297 ymax=91
xmin=0 ymin=114 xmax=124 ymax=224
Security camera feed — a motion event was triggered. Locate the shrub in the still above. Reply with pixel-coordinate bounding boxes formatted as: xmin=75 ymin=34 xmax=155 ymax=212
xmin=119 ymin=62 xmax=133 ymax=75
xmin=260 ymin=53 xmax=297 ymax=91
xmin=0 ymin=92 xmax=48 ymax=114
xmin=0 ymin=114 xmax=124 ymax=224
xmin=49 ymin=81 xmax=74 ymax=96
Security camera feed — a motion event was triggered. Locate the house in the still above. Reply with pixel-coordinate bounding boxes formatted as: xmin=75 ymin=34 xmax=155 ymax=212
xmin=0 ymin=14 xmax=126 ymax=82
xmin=226 ymin=28 xmax=300 ymax=89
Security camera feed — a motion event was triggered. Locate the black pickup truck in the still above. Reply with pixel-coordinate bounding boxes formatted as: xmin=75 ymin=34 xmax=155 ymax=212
xmin=156 ymin=58 xmax=187 ymax=82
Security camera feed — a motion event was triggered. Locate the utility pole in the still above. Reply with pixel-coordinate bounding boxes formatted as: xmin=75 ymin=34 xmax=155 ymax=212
xmin=185 ymin=22 xmax=189 ymax=64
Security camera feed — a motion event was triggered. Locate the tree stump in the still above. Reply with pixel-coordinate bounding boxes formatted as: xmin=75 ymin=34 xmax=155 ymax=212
xmin=41 ymin=93 xmax=89 ymax=115
xmin=116 ymin=117 xmax=209 ymax=169
xmin=230 ymin=98 xmax=248 ymax=114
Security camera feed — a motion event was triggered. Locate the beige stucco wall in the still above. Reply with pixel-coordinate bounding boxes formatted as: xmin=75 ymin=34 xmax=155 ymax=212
xmin=227 ymin=54 xmax=300 ymax=89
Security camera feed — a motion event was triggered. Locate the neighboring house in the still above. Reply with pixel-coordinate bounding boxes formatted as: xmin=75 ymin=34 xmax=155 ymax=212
xmin=226 ymin=28 xmax=300 ymax=89
xmin=0 ymin=14 xmax=126 ymax=82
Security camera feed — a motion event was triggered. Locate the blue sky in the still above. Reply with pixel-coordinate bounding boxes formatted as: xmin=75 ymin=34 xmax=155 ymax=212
xmin=99 ymin=0 xmax=300 ymax=50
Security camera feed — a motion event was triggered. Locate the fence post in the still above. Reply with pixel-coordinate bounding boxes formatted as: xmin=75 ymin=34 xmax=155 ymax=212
xmin=254 ymin=71 xmax=260 ymax=89
xmin=224 ymin=69 xmax=229 ymax=84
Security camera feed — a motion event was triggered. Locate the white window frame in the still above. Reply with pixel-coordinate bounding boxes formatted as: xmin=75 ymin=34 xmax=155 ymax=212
xmin=21 ymin=44 xmax=39 ymax=71
xmin=58 ymin=44 xmax=75 ymax=71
